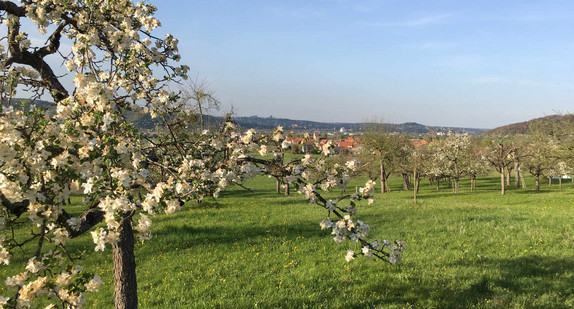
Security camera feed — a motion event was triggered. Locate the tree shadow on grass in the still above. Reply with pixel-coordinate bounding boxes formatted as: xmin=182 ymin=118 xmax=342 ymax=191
xmin=147 ymin=220 xmax=324 ymax=252
xmin=317 ymin=255 xmax=574 ymax=309
xmin=436 ymin=255 xmax=574 ymax=308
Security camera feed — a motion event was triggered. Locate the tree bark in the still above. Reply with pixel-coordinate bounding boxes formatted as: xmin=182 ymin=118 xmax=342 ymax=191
xmin=436 ymin=177 xmax=440 ymax=191
xmin=454 ymin=178 xmax=459 ymax=195
xmin=500 ymin=168 xmax=505 ymax=195
xmin=402 ymin=173 xmax=410 ymax=191
xmin=548 ymin=176 xmax=552 ymax=187
xmin=535 ymin=174 xmax=540 ymax=191
xmin=514 ymin=161 xmax=520 ymax=189
xmin=506 ymin=167 xmax=511 ymax=186
xmin=380 ymin=160 xmax=386 ymax=194
xmin=413 ymin=169 xmax=418 ymax=204
xmin=560 ymin=177 xmax=563 ymax=189
xmin=519 ymin=170 xmax=526 ymax=189
xmin=284 ymin=182 xmax=290 ymax=196
xmin=113 ymin=214 xmax=138 ymax=309
xmin=276 ymin=179 xmax=281 ymax=194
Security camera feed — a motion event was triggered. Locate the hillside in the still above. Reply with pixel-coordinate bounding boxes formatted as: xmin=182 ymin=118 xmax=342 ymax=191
xmin=485 ymin=114 xmax=574 ymax=136
xmin=233 ymin=116 xmax=486 ymax=134
xmin=3 ymin=98 xmax=487 ymax=134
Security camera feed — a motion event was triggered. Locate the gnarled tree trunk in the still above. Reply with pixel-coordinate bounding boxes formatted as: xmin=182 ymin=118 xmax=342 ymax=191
xmin=402 ymin=173 xmax=410 ymax=191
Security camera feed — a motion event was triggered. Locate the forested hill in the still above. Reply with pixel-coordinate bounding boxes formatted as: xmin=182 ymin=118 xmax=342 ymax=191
xmin=233 ymin=116 xmax=487 ymax=134
xmin=4 ymin=98 xmax=486 ymax=134
xmin=485 ymin=114 xmax=574 ymax=136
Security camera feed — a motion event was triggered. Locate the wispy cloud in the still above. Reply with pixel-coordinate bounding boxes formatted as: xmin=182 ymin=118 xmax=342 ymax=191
xmin=363 ymin=14 xmax=451 ymax=27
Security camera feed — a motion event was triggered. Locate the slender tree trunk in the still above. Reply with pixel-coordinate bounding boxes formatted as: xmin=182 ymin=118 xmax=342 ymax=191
xmin=535 ymin=174 xmax=540 ymax=191
xmin=113 ymin=214 xmax=138 ymax=309
xmin=506 ymin=167 xmax=511 ymax=186
xmin=454 ymin=178 xmax=460 ymax=195
xmin=560 ymin=177 xmax=563 ymax=189
xmin=500 ymin=168 xmax=505 ymax=195
xmin=519 ymin=169 xmax=526 ymax=189
xmin=276 ymin=179 xmax=281 ymax=194
xmin=470 ymin=176 xmax=476 ymax=192
xmin=384 ymin=172 xmax=391 ymax=193
xmin=285 ymin=182 xmax=290 ymax=196
xmin=548 ymin=176 xmax=552 ymax=188
xmin=413 ymin=169 xmax=418 ymax=204
xmin=380 ymin=160 xmax=385 ymax=194
xmin=436 ymin=177 xmax=440 ymax=191
xmin=514 ymin=161 xmax=520 ymax=189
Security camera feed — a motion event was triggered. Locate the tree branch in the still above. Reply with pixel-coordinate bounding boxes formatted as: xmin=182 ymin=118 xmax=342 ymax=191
xmin=0 ymin=1 xmax=26 ymax=17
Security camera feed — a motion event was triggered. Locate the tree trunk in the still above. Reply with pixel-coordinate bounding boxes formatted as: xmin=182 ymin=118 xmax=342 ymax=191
xmin=402 ymin=173 xmax=410 ymax=191
xmin=514 ymin=162 xmax=520 ymax=189
xmin=454 ymin=178 xmax=459 ymax=195
xmin=535 ymin=174 xmax=540 ymax=191
xmin=519 ymin=170 xmax=526 ymax=189
xmin=506 ymin=167 xmax=511 ymax=186
xmin=548 ymin=176 xmax=552 ymax=187
xmin=470 ymin=176 xmax=476 ymax=192
xmin=413 ymin=169 xmax=419 ymax=204
xmin=560 ymin=177 xmax=563 ymax=189
xmin=276 ymin=179 xmax=281 ymax=194
xmin=380 ymin=160 xmax=385 ymax=194
xmin=500 ymin=168 xmax=505 ymax=195
xmin=436 ymin=176 xmax=440 ymax=191
xmin=384 ymin=172 xmax=391 ymax=193
xmin=284 ymin=182 xmax=290 ymax=196
xmin=113 ymin=214 xmax=138 ymax=309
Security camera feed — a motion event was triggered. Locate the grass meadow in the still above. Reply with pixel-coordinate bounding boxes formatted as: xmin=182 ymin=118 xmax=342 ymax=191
xmin=3 ymin=174 xmax=574 ymax=308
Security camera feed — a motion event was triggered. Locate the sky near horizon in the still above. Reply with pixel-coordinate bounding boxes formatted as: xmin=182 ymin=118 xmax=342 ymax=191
xmin=151 ymin=0 xmax=574 ymax=129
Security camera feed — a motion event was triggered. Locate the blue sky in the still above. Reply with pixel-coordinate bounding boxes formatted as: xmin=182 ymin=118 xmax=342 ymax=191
xmin=151 ymin=0 xmax=574 ymax=129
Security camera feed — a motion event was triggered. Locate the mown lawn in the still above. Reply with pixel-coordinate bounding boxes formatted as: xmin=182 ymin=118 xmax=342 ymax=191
xmin=3 ymin=174 xmax=574 ymax=308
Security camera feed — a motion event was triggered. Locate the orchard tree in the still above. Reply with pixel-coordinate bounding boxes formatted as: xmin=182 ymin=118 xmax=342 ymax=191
xmin=481 ymin=139 xmax=515 ymax=195
xmin=409 ymin=142 xmax=430 ymax=204
xmin=467 ymin=142 xmax=490 ymax=192
xmin=393 ymin=139 xmax=414 ymax=191
xmin=426 ymin=142 xmax=449 ymax=192
xmin=508 ymin=141 xmax=526 ymax=189
xmin=0 ymin=1 xmax=403 ymax=308
xmin=361 ymin=121 xmax=398 ymax=193
xmin=523 ymin=135 xmax=558 ymax=191
xmin=436 ymin=133 xmax=471 ymax=195
xmin=176 ymin=78 xmax=221 ymax=130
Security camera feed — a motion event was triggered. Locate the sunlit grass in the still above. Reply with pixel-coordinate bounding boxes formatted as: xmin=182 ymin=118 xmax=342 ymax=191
xmin=3 ymin=174 xmax=574 ymax=308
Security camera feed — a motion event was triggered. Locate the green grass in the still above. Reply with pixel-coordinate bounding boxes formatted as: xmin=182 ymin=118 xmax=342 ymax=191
xmin=3 ymin=174 xmax=574 ymax=308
